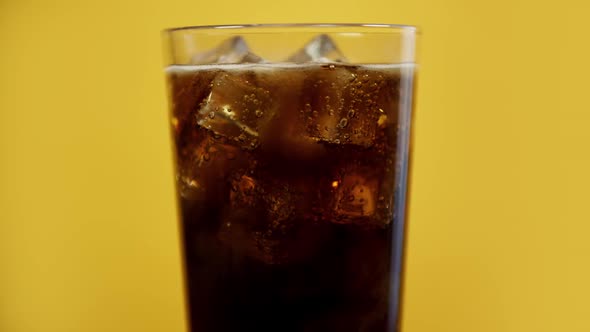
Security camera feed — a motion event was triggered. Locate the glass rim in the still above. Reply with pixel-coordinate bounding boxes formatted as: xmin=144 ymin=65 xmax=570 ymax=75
xmin=164 ymin=23 xmax=418 ymax=34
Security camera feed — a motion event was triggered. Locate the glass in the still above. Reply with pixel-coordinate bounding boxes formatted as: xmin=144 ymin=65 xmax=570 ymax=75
xmin=162 ymin=23 xmax=418 ymax=332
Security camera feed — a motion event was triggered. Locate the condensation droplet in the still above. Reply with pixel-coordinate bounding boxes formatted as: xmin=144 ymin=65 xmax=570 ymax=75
xmin=255 ymin=110 xmax=264 ymax=118
xmin=203 ymin=153 xmax=210 ymax=161
xmin=208 ymin=112 xmax=215 ymax=119
xmin=347 ymin=109 xmax=355 ymax=118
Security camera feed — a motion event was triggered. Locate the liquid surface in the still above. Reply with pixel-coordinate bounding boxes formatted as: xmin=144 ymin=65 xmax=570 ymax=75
xmin=167 ymin=63 xmax=415 ymax=332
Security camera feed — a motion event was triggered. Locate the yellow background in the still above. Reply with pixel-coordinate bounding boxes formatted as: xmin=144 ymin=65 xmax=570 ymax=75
xmin=1 ymin=0 xmax=590 ymax=331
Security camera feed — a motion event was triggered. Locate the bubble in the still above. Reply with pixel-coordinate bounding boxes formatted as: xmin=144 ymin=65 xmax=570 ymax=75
xmin=338 ymin=118 xmax=348 ymax=128
xmin=378 ymin=114 xmax=388 ymax=127
xmin=195 ymin=72 xmax=272 ymax=149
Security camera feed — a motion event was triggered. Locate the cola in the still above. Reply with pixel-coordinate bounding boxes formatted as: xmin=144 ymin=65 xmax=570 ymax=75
xmin=166 ymin=58 xmax=414 ymax=331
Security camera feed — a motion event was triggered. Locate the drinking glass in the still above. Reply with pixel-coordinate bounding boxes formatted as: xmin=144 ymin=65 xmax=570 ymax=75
xmin=163 ymin=23 xmax=418 ymax=332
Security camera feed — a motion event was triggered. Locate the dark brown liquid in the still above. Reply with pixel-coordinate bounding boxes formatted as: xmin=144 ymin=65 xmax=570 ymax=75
xmin=166 ymin=63 xmax=415 ymax=332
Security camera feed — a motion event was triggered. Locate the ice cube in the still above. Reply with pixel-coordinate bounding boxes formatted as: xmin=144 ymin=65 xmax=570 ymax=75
xmin=334 ymin=172 xmax=377 ymax=218
xmin=287 ymin=34 xmax=348 ymax=63
xmin=176 ymin=134 xmax=248 ymax=202
xmin=219 ymin=175 xmax=327 ymax=264
xmin=254 ymin=67 xmax=329 ymax=163
xmin=229 ymin=174 xmax=257 ymax=205
xmin=167 ymin=69 xmax=218 ymax=141
xmin=191 ymin=36 xmax=265 ymax=64
xmin=258 ymin=109 xmax=327 ymax=165
xmin=325 ymin=167 xmax=394 ymax=227
xmin=298 ymin=66 xmax=400 ymax=147
xmin=219 ymin=176 xmax=295 ymax=264
xmin=176 ymin=174 xmax=204 ymax=201
xmin=197 ymin=72 xmax=274 ymax=149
